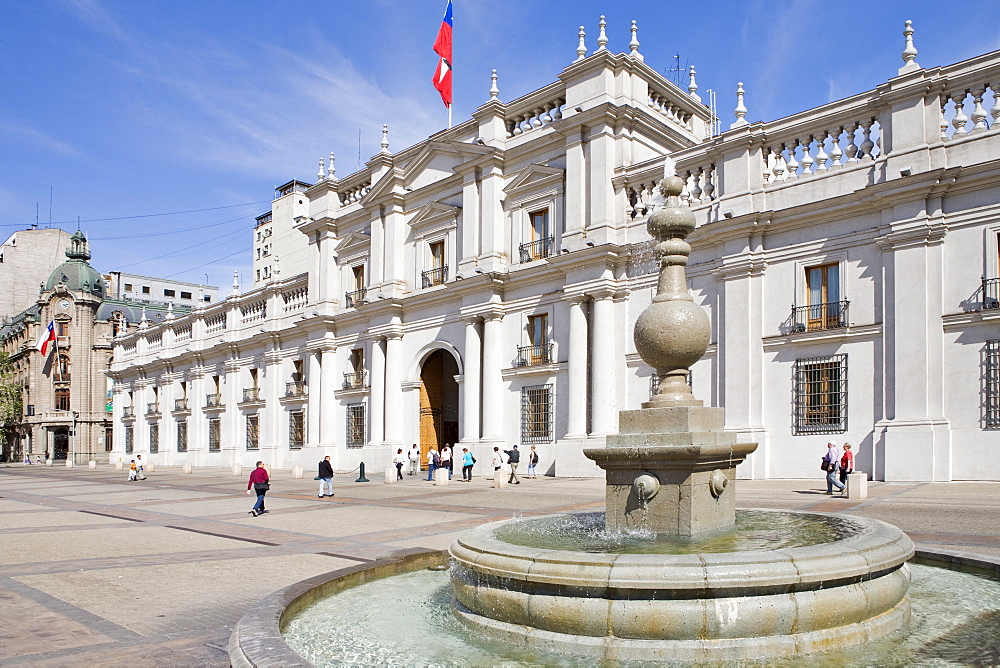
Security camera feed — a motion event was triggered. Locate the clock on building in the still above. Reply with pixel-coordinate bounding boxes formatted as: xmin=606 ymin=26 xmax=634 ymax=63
xmin=58 ymin=299 xmax=71 ymax=311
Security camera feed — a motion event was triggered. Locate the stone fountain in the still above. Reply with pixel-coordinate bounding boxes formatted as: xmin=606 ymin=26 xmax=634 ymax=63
xmin=450 ymin=166 xmax=914 ymax=662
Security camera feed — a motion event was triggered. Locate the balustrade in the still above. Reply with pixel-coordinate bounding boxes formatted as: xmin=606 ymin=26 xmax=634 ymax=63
xmin=763 ymin=122 xmax=880 ymax=186
xmin=421 ymin=266 xmax=448 ymax=288
xmin=281 ymin=284 xmax=308 ymax=312
xmin=122 ymin=406 xmax=135 ymax=418
xmin=514 ymin=342 xmax=553 ymax=367
xmin=939 ymin=85 xmax=1000 ymax=140
xmin=174 ymin=398 xmax=188 ymax=411
xmin=648 ymin=87 xmax=694 ymax=130
xmin=205 ymin=393 xmax=223 ymax=408
xmin=345 ymin=288 xmax=367 ymax=308
xmin=343 ymin=370 xmax=368 ymax=389
xmin=790 ymin=301 xmax=850 ymax=333
xmin=240 ymin=299 xmax=266 ymax=324
xmin=285 ymin=381 xmax=306 ymax=397
xmin=506 ymin=99 xmax=564 ymax=137
xmin=205 ymin=313 xmax=226 ymax=334
xmin=337 ymin=180 xmax=372 ymax=206
xmin=242 ymin=387 xmax=262 ymax=403
xmin=175 ymin=325 xmax=192 ymax=341
xmin=983 ymin=277 xmax=1000 ymax=310
xmin=146 ymin=402 xmax=160 ymax=416
xmin=519 ymin=237 xmax=554 ymax=263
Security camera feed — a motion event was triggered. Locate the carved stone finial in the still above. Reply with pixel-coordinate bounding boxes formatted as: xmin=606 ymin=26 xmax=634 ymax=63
xmin=899 ymin=20 xmax=920 ymax=74
xmin=628 ymin=20 xmax=642 ymax=61
xmin=489 ymin=69 xmax=499 ymax=100
xmin=328 ymin=152 xmax=336 ymax=180
xmin=731 ymin=82 xmax=748 ymax=129
xmin=165 ymin=301 xmax=174 ymax=321
xmin=576 ymin=26 xmax=587 ymax=61
xmin=317 ymin=157 xmax=325 ymax=181
xmin=380 ymin=124 xmax=390 ymax=154
xmin=232 ymin=270 xmax=240 ymax=296
xmin=596 ymin=16 xmax=608 ymax=51
xmin=688 ymin=65 xmax=701 ymax=102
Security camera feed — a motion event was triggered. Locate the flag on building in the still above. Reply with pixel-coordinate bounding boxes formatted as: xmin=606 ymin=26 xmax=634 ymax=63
xmin=35 ymin=321 xmax=56 ymax=356
xmin=432 ymin=0 xmax=453 ymax=108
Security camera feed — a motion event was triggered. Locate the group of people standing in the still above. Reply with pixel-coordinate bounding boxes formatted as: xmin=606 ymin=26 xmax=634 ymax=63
xmin=821 ymin=442 xmax=856 ymax=494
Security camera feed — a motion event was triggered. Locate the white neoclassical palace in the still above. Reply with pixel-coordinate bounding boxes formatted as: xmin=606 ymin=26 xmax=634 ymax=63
xmin=110 ymin=22 xmax=1000 ymax=481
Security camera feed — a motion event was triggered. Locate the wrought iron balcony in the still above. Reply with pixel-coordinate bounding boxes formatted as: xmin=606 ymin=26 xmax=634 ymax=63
xmin=243 ymin=387 xmax=261 ymax=402
xmin=514 ymin=342 xmax=553 ymax=367
xmin=984 ymin=277 xmax=999 ymax=310
xmin=790 ymin=301 xmax=849 ymax=333
xmin=519 ymin=237 xmax=554 ymax=263
xmin=345 ymin=288 xmax=367 ymax=308
xmin=174 ymin=398 xmax=189 ymax=411
xmin=146 ymin=402 xmax=160 ymax=416
xmin=205 ymin=393 xmax=223 ymax=408
xmin=285 ymin=381 xmax=306 ymax=397
xmin=343 ymin=370 xmax=368 ymax=389
xmin=122 ymin=406 xmax=135 ymax=418
xmin=421 ymin=265 xmax=448 ymax=288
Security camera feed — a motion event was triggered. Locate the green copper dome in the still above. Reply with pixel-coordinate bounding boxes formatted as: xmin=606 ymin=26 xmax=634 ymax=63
xmin=44 ymin=230 xmax=105 ymax=297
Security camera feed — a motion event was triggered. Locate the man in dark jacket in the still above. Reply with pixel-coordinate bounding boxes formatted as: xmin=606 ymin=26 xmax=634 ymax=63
xmin=505 ymin=444 xmax=521 ymax=484
xmin=318 ymin=456 xmax=335 ymax=498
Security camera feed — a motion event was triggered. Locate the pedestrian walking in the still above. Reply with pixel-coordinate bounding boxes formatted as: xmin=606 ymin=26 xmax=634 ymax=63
xmin=247 ymin=461 xmax=270 ymax=516
xmin=822 ymin=442 xmax=845 ymax=494
xmin=408 ymin=444 xmax=420 ymax=475
xmin=839 ymin=443 xmax=855 ymax=486
xmin=461 ymin=447 xmax=475 ymax=481
xmin=505 ymin=444 xmax=521 ymax=484
xmin=136 ymin=454 xmax=146 ymax=480
xmin=441 ymin=445 xmax=453 ymax=480
xmin=393 ymin=448 xmax=406 ymax=480
xmin=128 ymin=459 xmax=137 ymax=481
xmin=317 ymin=455 xmax=334 ymax=498
xmin=23 ymin=453 xmax=31 ymax=465
xmin=491 ymin=446 xmax=508 ymax=474
xmin=34 ymin=455 xmax=42 ymax=465
xmin=426 ymin=446 xmax=439 ymax=481
xmin=527 ymin=445 xmax=539 ymax=478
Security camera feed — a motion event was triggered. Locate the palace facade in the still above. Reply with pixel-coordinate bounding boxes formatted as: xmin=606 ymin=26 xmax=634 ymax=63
xmin=110 ymin=24 xmax=1000 ymax=481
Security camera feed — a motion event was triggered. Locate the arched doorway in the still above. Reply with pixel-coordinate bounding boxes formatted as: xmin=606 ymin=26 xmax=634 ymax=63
xmin=419 ymin=349 xmax=460 ymax=467
xmin=53 ymin=427 xmax=69 ymax=460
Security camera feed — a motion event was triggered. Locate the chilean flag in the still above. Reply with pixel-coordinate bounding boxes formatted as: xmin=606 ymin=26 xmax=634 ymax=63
xmin=35 ymin=321 xmax=56 ymax=356
xmin=432 ymin=0 xmax=453 ymax=108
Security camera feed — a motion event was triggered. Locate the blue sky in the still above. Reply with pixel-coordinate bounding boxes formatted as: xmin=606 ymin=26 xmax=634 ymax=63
xmin=2 ymin=0 xmax=998 ymax=291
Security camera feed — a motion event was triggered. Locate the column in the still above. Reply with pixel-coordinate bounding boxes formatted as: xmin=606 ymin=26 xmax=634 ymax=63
xmin=461 ymin=318 xmax=482 ymax=443
xmin=319 ymin=347 xmax=337 ymax=446
xmin=566 ymin=298 xmax=589 ymax=437
xmin=369 ymin=337 xmax=386 ymax=446
xmin=225 ymin=362 xmax=241 ymax=462
xmin=383 ymin=333 xmax=404 ymax=445
xmin=480 ymin=314 xmax=504 ymax=441
xmin=590 ymin=294 xmax=617 ymax=435
xmin=307 ymin=349 xmax=322 ymax=447
xmin=264 ymin=353 xmax=283 ymax=462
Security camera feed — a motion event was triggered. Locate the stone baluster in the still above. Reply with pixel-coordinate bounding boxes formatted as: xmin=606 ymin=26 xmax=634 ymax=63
xmin=970 ymin=86 xmax=988 ymax=133
xmin=859 ymin=119 xmax=875 ymax=160
xmin=845 ymin=123 xmax=859 ymax=163
xmin=690 ymin=168 xmax=703 ymax=203
xmin=702 ymin=165 xmax=715 ymax=200
xmin=762 ymin=150 xmax=772 ymax=185
xmin=785 ymin=141 xmax=799 ymax=179
xmin=772 ymin=148 xmax=786 ymax=182
xmin=626 ymin=187 xmax=637 ymax=219
xmin=951 ymin=91 xmax=969 ymax=139
xmin=541 ymin=104 xmax=554 ymax=124
xmin=829 ymin=128 xmax=843 ymax=168
xmin=814 ymin=132 xmax=829 ymax=172
xmin=800 ymin=136 xmax=814 ymax=175
xmin=939 ymin=95 xmax=951 ymax=140
xmin=531 ymin=108 xmax=544 ymax=129
xmin=552 ymin=101 xmax=563 ymax=120
xmin=990 ymin=83 xmax=1000 ymax=129
xmin=512 ymin=115 xmax=524 ymax=135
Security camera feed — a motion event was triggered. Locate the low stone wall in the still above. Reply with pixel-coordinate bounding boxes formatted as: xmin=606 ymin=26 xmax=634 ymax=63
xmin=228 ymin=547 xmax=448 ymax=668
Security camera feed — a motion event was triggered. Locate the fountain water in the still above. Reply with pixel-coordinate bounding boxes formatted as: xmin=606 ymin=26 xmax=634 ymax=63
xmin=449 ymin=165 xmax=913 ymax=662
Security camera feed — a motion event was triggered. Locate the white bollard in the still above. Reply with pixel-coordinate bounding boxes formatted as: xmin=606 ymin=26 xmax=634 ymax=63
xmin=146 ymin=462 xmax=155 ymax=473
xmin=232 ymin=463 xmax=243 ymax=477
xmin=46 ymin=459 xmax=53 ymax=467
xmin=182 ymin=462 xmax=192 ymax=474
xmin=846 ymin=472 xmax=868 ymax=499
xmin=435 ymin=467 xmax=450 ymax=486
xmin=65 ymin=459 xmax=74 ymax=468
xmin=385 ymin=466 xmax=397 ymax=484
xmin=88 ymin=460 xmax=97 ymax=469
xmin=292 ymin=464 xmax=304 ymax=479
xmin=114 ymin=460 xmax=123 ymax=471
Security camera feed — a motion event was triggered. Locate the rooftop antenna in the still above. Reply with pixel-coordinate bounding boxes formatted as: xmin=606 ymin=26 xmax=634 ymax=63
xmin=667 ymin=52 xmax=688 ymax=88
xmin=34 ymin=203 xmax=38 ymax=230
xmin=706 ymin=89 xmax=721 ymax=137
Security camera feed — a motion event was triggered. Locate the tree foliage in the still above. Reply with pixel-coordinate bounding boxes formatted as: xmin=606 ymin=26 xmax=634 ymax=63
xmin=0 ymin=352 xmax=23 ymax=429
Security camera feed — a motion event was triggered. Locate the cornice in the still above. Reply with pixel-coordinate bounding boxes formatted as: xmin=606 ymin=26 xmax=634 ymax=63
xmin=875 ymin=220 xmax=948 ymax=251
xmin=761 ymin=323 xmax=883 ymax=351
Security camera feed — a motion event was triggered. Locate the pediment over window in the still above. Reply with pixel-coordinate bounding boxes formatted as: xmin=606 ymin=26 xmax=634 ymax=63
xmin=408 ymin=201 xmax=461 ymax=235
xmin=399 ymin=140 xmax=493 ymax=191
xmin=504 ymin=164 xmax=565 ymax=204
xmin=334 ymin=231 xmax=372 ymax=258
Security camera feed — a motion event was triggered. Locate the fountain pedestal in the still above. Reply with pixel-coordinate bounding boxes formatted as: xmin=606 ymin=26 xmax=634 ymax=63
xmin=586 ymin=406 xmax=757 ymax=536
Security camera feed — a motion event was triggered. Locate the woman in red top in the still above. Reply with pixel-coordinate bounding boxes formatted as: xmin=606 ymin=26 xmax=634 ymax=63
xmin=839 ymin=444 xmax=855 ymax=486
xmin=247 ymin=461 xmax=270 ymax=517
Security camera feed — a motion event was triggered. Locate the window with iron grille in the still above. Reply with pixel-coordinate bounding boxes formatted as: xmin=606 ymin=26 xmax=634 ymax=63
xmin=176 ymin=421 xmax=188 ymax=452
xmin=288 ymin=410 xmax=304 ymax=449
xmin=125 ymin=425 xmax=134 ymax=454
xmin=246 ymin=414 xmax=260 ymax=450
xmin=346 ymin=403 xmax=365 ymax=447
xmin=794 ymin=354 xmax=848 ymax=434
xmin=987 ymin=340 xmax=1000 ymax=428
xmin=521 ymin=384 xmax=553 ymax=444
xmin=148 ymin=423 xmax=159 ymax=454
xmin=208 ymin=418 xmax=221 ymax=452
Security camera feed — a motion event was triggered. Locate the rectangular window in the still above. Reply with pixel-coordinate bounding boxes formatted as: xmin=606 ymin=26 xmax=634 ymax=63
xmin=794 ymin=354 xmax=848 ymax=434
xmin=177 ymin=421 xmax=188 ymax=452
xmin=142 ymin=286 xmax=150 ymax=294
xmin=521 ymin=384 xmax=553 ymax=444
xmin=288 ymin=410 xmax=305 ymax=449
xmin=164 ymin=289 xmax=175 ymax=297
xmin=353 ymin=264 xmax=365 ymax=291
xmin=987 ymin=340 xmax=1000 ymax=428
xmin=149 ymin=423 xmax=159 ymax=454
xmin=804 ymin=263 xmax=842 ymax=331
xmin=204 ymin=295 xmax=211 ymax=302
xmin=430 ymin=241 xmax=445 ymax=269
xmin=55 ymin=388 xmax=70 ymax=411
xmin=351 ymin=348 xmax=364 ymax=373
xmin=422 ymin=241 xmax=447 ymax=288
xmin=208 ymin=418 xmax=221 ymax=452
xmin=105 ymin=426 xmax=114 ymax=452
xmin=246 ymin=415 xmax=260 ymax=450
xmin=530 ymin=209 xmax=549 ymax=241
xmin=528 ymin=314 xmax=548 ymax=347
xmin=125 ymin=425 xmax=134 ymax=454
xmin=124 ymin=283 xmax=133 ymax=291
xmin=180 ymin=291 xmax=192 ymax=300
xmin=347 ymin=403 xmax=365 ymax=447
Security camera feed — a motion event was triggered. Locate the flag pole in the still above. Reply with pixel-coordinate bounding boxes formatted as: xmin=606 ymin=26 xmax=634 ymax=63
xmin=448 ymin=105 xmax=452 ymax=129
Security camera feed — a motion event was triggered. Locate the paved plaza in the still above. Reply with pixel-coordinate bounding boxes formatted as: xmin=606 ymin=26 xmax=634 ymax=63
xmin=1 ymin=463 xmax=998 ymax=666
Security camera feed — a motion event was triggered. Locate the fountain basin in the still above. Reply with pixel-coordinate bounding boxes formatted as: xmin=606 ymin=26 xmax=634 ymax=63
xmin=449 ymin=509 xmax=913 ymax=662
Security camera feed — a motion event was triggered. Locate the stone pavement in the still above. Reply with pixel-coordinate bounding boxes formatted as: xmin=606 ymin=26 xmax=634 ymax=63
xmin=1 ymin=464 xmax=998 ymax=666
